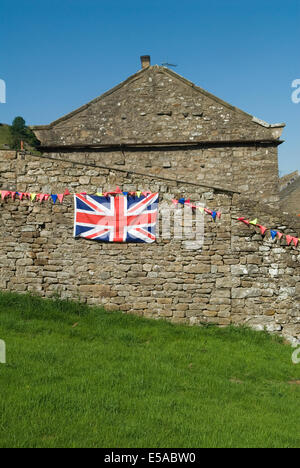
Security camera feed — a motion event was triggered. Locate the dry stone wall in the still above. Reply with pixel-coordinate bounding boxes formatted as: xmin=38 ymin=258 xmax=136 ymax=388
xmin=0 ymin=150 xmax=299 ymax=342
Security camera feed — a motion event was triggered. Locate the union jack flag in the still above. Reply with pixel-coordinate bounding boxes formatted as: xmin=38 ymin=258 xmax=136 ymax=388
xmin=74 ymin=193 xmax=159 ymax=243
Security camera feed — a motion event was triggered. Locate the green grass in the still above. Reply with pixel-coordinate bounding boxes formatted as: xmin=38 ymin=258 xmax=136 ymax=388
xmin=0 ymin=124 xmax=12 ymax=149
xmin=0 ymin=124 xmax=40 ymax=154
xmin=0 ymin=292 xmax=299 ymax=448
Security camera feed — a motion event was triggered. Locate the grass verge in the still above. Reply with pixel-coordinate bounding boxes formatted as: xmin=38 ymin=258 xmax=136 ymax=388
xmin=0 ymin=291 xmax=299 ymax=448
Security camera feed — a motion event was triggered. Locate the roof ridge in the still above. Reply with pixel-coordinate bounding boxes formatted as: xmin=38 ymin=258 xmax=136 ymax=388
xmin=158 ymin=66 xmax=285 ymax=129
xmin=32 ymin=67 xmax=150 ymax=130
xmin=31 ymin=64 xmax=285 ymax=134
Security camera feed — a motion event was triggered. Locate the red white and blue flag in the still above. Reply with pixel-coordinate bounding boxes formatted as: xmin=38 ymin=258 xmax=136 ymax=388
xmin=74 ymin=193 xmax=159 ymax=243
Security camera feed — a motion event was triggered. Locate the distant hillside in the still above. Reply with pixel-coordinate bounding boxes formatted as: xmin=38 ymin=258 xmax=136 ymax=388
xmin=0 ymin=123 xmax=12 ymax=149
xmin=0 ymin=122 xmax=40 ymax=153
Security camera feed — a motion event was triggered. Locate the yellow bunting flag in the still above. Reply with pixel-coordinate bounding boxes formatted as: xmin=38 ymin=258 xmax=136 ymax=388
xmin=96 ymin=192 xmax=103 ymax=196
xmin=249 ymin=219 xmax=258 ymax=225
xmin=30 ymin=193 xmax=36 ymax=201
xmin=136 ymin=191 xmax=142 ymax=198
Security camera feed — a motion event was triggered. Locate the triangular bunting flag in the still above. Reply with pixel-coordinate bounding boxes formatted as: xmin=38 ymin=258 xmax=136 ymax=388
xmin=292 ymin=237 xmax=299 ymax=247
xmin=178 ymin=198 xmax=185 ymax=205
xmin=136 ymin=191 xmax=142 ymax=198
xmin=286 ymin=235 xmax=293 ymax=246
xmin=1 ymin=190 xmax=10 ymax=200
xmin=270 ymin=230 xmax=277 ymax=240
xmin=115 ymin=186 xmax=122 ymax=194
xmin=249 ymin=219 xmax=258 ymax=225
xmin=64 ymin=188 xmax=71 ymax=196
xmin=258 ymin=225 xmax=267 ymax=236
xmin=211 ymin=211 xmax=217 ymax=220
xmin=238 ymin=217 xmax=250 ymax=226
xmin=30 ymin=193 xmax=36 ymax=201
xmin=51 ymin=194 xmax=58 ymax=204
xmin=277 ymin=232 xmax=283 ymax=240
xmin=57 ymin=194 xmax=64 ymax=203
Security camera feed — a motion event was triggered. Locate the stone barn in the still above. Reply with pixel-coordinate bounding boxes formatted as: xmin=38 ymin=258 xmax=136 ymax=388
xmin=0 ymin=56 xmax=299 ymax=343
xmin=32 ymin=55 xmax=285 ymax=207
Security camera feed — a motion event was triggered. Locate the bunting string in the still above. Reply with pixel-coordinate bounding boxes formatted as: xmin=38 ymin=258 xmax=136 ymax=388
xmin=172 ymin=197 xmax=222 ymax=221
xmin=173 ymin=197 xmax=300 ymax=248
xmin=0 ymin=186 xmax=152 ymax=204
xmin=236 ymin=217 xmax=299 ymax=247
xmin=1 ymin=187 xmax=299 ymax=248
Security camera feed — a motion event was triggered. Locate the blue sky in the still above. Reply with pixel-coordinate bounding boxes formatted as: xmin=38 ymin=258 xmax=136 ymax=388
xmin=0 ymin=0 xmax=299 ymax=175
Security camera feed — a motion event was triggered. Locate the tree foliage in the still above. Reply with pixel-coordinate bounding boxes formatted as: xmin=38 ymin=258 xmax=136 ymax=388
xmin=9 ymin=116 xmax=40 ymax=150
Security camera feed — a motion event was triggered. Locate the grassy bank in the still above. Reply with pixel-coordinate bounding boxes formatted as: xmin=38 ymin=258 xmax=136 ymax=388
xmin=0 ymin=124 xmax=11 ymax=149
xmin=0 ymin=292 xmax=299 ymax=448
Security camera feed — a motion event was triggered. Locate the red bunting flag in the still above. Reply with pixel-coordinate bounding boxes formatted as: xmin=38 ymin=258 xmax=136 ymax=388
xmin=258 ymin=225 xmax=267 ymax=236
xmin=1 ymin=190 xmax=10 ymax=200
xmin=64 ymin=188 xmax=71 ymax=196
xmin=292 ymin=237 xmax=299 ymax=247
xmin=57 ymin=194 xmax=64 ymax=204
xmin=238 ymin=217 xmax=250 ymax=226
xmin=286 ymin=235 xmax=293 ymax=246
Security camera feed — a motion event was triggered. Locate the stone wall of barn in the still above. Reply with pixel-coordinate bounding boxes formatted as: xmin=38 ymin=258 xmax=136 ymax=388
xmin=0 ymin=150 xmax=299 ymax=342
xmin=32 ymin=65 xmax=282 ymax=206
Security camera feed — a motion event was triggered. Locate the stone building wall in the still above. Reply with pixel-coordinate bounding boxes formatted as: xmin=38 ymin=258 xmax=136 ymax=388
xmin=32 ymin=65 xmax=283 ymax=206
xmin=280 ymin=174 xmax=300 ymax=216
xmin=32 ymin=66 xmax=283 ymax=146
xmin=9 ymin=146 xmax=279 ymax=204
xmin=0 ymin=150 xmax=299 ymax=342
